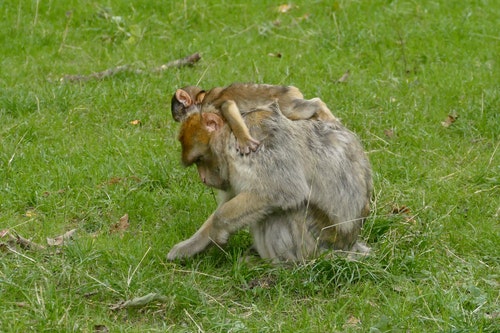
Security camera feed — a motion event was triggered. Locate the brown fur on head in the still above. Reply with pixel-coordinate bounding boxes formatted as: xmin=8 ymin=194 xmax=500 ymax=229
xmin=170 ymin=86 xmax=207 ymax=122
xmin=178 ymin=112 xmax=228 ymax=189
xmin=178 ymin=112 xmax=223 ymax=167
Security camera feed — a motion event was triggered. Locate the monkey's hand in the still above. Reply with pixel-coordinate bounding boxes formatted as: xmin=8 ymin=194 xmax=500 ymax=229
xmin=236 ymin=136 xmax=261 ymax=155
xmin=167 ymin=236 xmax=212 ymax=260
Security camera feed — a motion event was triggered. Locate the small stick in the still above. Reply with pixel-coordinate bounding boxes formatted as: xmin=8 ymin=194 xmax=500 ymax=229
xmin=59 ymin=53 xmax=201 ymax=83
xmin=10 ymin=232 xmax=46 ymax=251
xmin=60 ymin=65 xmax=132 ymax=83
xmin=152 ymin=52 xmax=201 ymax=72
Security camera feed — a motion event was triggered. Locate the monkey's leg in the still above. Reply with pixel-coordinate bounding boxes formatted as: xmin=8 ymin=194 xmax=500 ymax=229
xmin=287 ymin=98 xmax=338 ymax=122
xmin=220 ymin=100 xmax=260 ymax=154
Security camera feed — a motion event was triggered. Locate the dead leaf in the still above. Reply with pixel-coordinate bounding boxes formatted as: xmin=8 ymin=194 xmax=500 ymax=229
xmin=298 ymin=13 xmax=310 ymax=21
xmin=110 ymin=214 xmax=130 ymax=234
xmin=24 ymin=209 xmax=37 ymax=218
xmin=390 ymin=205 xmax=417 ymax=224
xmin=130 ymin=119 xmax=141 ymax=125
xmin=391 ymin=205 xmax=411 ymax=215
xmin=109 ymin=293 xmax=169 ymax=310
xmin=84 ymin=291 xmax=99 ymax=298
xmin=344 ymin=315 xmax=361 ymax=328
xmin=268 ymin=52 xmax=282 ymax=58
xmin=47 ymin=229 xmax=77 ymax=246
xmin=384 ymin=129 xmax=395 ymax=138
xmin=336 ymin=70 xmax=350 ymax=83
xmin=15 ymin=302 xmax=30 ymax=308
xmin=94 ymin=325 xmax=109 ymax=333
xmin=99 ymin=176 xmax=141 ymax=188
xmin=278 ymin=4 xmax=293 ymax=13
xmin=485 ymin=312 xmax=500 ymax=320
xmin=107 ymin=177 xmax=123 ymax=185
xmin=245 ymin=276 xmax=276 ymax=290
xmin=441 ymin=114 xmax=458 ymax=128
xmin=404 ymin=216 xmax=417 ymax=224
xmin=42 ymin=189 xmax=66 ymax=197
xmin=0 ymin=243 xmax=9 ymax=252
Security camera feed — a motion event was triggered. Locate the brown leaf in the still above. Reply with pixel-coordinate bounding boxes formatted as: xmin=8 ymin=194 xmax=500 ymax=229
xmin=344 ymin=315 xmax=361 ymax=328
xmin=129 ymin=119 xmax=141 ymax=125
xmin=110 ymin=214 xmax=130 ymax=234
xmin=336 ymin=70 xmax=350 ymax=83
xmin=245 ymin=276 xmax=276 ymax=290
xmin=391 ymin=205 xmax=411 ymax=215
xmin=441 ymin=114 xmax=458 ymax=128
xmin=267 ymin=52 xmax=282 ymax=58
xmin=15 ymin=302 xmax=30 ymax=308
xmin=298 ymin=13 xmax=310 ymax=21
xmin=278 ymin=4 xmax=293 ymax=13
xmin=24 ymin=209 xmax=37 ymax=218
xmin=94 ymin=325 xmax=109 ymax=333
xmin=404 ymin=216 xmax=417 ymax=224
xmin=107 ymin=177 xmax=123 ymax=185
xmin=384 ymin=129 xmax=395 ymax=138
xmin=46 ymin=229 xmax=77 ymax=246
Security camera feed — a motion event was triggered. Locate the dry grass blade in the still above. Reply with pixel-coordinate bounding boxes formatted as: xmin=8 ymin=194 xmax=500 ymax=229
xmin=109 ymin=293 xmax=170 ymax=310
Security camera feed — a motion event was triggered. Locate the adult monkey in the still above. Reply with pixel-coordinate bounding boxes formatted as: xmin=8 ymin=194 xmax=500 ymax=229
xmin=167 ymin=102 xmax=372 ymax=262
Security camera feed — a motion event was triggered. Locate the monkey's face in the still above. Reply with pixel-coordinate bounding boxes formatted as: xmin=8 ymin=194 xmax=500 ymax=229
xmin=178 ymin=113 xmax=229 ymax=190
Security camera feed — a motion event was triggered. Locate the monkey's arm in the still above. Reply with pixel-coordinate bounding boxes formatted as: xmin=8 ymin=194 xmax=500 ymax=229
xmin=167 ymin=192 xmax=272 ymax=260
xmin=220 ymin=100 xmax=260 ymax=154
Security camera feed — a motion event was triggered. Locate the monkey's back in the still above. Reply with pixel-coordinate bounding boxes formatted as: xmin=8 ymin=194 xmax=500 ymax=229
xmin=221 ymin=104 xmax=372 ymax=253
xmin=203 ymin=83 xmax=303 ymax=114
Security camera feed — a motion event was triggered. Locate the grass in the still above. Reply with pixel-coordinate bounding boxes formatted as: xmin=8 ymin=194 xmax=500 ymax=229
xmin=0 ymin=0 xmax=498 ymax=331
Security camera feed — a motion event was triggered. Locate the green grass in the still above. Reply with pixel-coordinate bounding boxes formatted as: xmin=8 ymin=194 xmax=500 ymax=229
xmin=1 ymin=0 xmax=498 ymax=331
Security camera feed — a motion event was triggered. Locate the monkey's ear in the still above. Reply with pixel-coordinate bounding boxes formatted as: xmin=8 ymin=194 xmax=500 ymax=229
xmin=195 ymin=91 xmax=206 ymax=105
xmin=175 ymin=89 xmax=193 ymax=107
xmin=202 ymin=113 xmax=223 ymax=133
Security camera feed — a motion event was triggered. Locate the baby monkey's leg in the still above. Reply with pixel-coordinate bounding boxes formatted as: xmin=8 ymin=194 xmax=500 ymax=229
xmin=286 ymin=98 xmax=338 ymax=122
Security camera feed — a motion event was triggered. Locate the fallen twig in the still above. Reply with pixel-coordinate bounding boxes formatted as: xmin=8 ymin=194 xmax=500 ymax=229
xmin=152 ymin=52 xmax=201 ymax=72
xmin=46 ymin=228 xmax=77 ymax=246
xmin=10 ymin=232 xmax=46 ymax=251
xmin=60 ymin=65 xmax=132 ymax=83
xmin=59 ymin=52 xmax=201 ymax=83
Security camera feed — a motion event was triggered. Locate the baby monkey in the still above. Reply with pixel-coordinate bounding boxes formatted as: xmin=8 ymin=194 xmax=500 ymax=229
xmin=171 ymin=83 xmax=337 ymax=154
